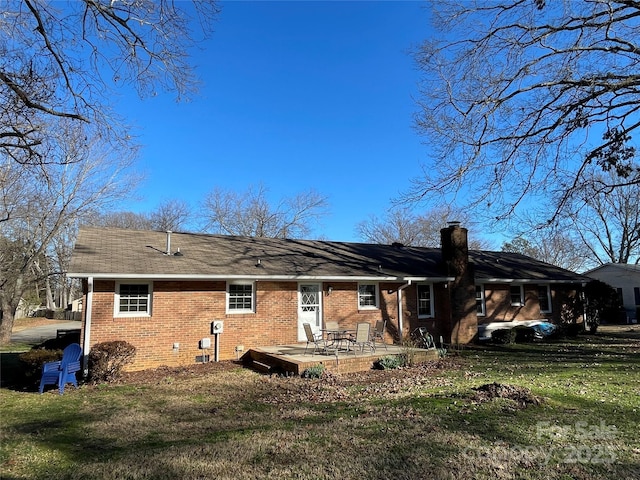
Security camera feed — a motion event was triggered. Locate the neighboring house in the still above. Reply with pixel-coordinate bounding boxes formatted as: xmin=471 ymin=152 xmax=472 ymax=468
xmin=15 ymin=298 xmax=38 ymax=319
xmin=68 ymin=224 xmax=589 ymax=371
xmin=585 ymin=263 xmax=640 ymax=323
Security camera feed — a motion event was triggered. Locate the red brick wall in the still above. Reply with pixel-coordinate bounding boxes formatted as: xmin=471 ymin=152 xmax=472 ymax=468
xmin=399 ymin=283 xmax=451 ymax=343
xmin=84 ymin=280 xmax=300 ymax=370
xmin=479 ymin=284 xmax=581 ymax=325
xmin=322 ymin=282 xmax=400 ymax=335
xmin=81 ymin=278 xmax=582 ymax=370
xmin=84 ymin=280 xmax=412 ymax=371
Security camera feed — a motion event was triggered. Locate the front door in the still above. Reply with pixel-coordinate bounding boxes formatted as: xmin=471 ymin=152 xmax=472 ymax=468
xmin=298 ymin=283 xmax=322 ymax=341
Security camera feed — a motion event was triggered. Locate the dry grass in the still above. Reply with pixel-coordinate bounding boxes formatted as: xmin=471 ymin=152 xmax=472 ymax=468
xmin=10 ymin=317 xmax=64 ymax=332
xmin=1 ymin=327 xmax=639 ymax=479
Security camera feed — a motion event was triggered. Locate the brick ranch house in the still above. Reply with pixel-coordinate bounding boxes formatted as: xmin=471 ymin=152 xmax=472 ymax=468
xmin=68 ymin=223 xmax=589 ymax=371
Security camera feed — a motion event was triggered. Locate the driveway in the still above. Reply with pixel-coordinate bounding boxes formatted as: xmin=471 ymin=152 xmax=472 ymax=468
xmin=10 ymin=321 xmax=81 ymax=345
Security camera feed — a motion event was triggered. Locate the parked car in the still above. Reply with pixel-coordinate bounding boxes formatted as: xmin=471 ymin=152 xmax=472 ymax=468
xmin=477 ymin=320 xmax=556 ymax=341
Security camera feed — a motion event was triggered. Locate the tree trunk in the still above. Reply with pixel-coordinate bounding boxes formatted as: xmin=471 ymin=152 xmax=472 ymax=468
xmin=0 ymin=298 xmax=16 ymax=344
xmin=45 ymin=276 xmax=55 ymax=310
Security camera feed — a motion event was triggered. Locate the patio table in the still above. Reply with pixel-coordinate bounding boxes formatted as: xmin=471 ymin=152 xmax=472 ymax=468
xmin=322 ymin=329 xmax=355 ymax=351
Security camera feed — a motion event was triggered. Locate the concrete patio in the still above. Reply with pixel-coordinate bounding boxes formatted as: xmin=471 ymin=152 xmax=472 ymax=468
xmin=244 ymin=342 xmax=439 ymax=375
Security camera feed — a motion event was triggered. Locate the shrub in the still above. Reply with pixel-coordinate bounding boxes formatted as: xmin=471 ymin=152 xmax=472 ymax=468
xmin=301 ymin=364 xmax=325 ymax=379
xmin=437 ymin=347 xmax=448 ymax=358
xmin=19 ymin=349 xmax=63 ymax=380
xmin=373 ymin=355 xmax=407 ymax=370
xmin=373 ymin=355 xmax=405 ymax=370
xmin=36 ymin=331 xmax=80 ymax=351
xmin=513 ymin=326 xmax=536 ymax=343
xmin=565 ymin=322 xmax=585 ymax=338
xmin=88 ymin=341 xmax=136 ymax=383
xmin=544 ymin=322 xmax=586 ymax=340
xmin=400 ymin=338 xmax=418 ymax=366
xmin=491 ymin=328 xmax=516 ymax=344
xmin=548 ymin=322 xmax=585 ymax=339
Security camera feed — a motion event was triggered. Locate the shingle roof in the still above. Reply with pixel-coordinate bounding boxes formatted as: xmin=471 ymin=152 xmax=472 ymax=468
xmin=470 ymin=250 xmax=589 ymax=283
xmin=68 ymin=227 xmax=448 ymax=280
xmin=68 ymin=227 xmax=588 ymax=284
xmin=584 ymin=263 xmax=640 ymax=276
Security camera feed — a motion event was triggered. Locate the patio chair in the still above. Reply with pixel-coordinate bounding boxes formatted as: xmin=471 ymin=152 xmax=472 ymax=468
xmin=372 ymin=320 xmax=388 ymax=350
xmin=39 ymin=342 xmax=82 ymax=394
xmin=303 ymin=323 xmax=333 ymax=355
xmin=324 ymin=321 xmax=339 ymax=342
xmin=349 ymin=322 xmax=375 ymax=355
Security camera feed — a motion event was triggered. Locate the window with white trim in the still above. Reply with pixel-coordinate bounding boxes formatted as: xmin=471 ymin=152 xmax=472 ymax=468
xmin=358 ymin=283 xmax=379 ymax=309
xmin=417 ymin=283 xmax=434 ymax=318
xmin=227 ymin=282 xmax=255 ymax=313
xmin=510 ymin=284 xmax=524 ymax=306
xmin=538 ymin=285 xmax=552 ymax=313
xmin=476 ymin=284 xmax=486 ymax=316
xmin=115 ymin=282 xmax=152 ymax=317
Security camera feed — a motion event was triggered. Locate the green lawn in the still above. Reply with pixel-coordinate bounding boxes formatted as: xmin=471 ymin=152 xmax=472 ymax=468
xmin=1 ymin=326 xmax=639 ymax=479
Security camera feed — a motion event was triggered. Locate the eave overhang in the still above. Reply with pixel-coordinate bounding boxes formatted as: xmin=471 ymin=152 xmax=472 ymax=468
xmin=67 ymin=272 xmax=455 ymax=282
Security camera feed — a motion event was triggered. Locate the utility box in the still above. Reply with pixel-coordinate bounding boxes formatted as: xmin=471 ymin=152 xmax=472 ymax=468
xmin=211 ymin=321 xmax=224 ymax=334
xmin=199 ymin=338 xmax=211 ymax=349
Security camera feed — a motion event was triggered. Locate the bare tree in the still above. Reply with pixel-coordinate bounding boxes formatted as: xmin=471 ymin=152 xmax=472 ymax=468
xmin=564 ymin=168 xmax=640 ymax=264
xmin=0 ymin=123 xmax=136 ymax=343
xmin=87 ymin=199 xmax=193 ymax=232
xmin=411 ymin=0 xmax=640 ymax=224
xmin=1 ymin=0 xmax=218 ymax=165
xmin=356 ymin=206 xmax=492 ymax=249
xmin=502 ymin=231 xmax=591 ymax=272
xmin=85 ymin=211 xmax=154 ymax=231
xmin=148 ymin=199 xmax=192 ymax=232
xmin=200 ymin=184 xmax=329 ymax=239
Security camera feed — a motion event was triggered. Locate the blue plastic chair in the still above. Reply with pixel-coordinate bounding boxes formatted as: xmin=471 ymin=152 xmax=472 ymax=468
xmin=38 ymin=343 xmax=82 ymax=394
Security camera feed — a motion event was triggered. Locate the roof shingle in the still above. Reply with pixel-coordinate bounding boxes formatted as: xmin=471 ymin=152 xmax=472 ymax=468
xmin=68 ymin=227 xmax=588 ymax=284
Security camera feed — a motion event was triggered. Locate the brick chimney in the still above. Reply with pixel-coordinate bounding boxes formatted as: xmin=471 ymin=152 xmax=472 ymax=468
xmin=441 ymin=222 xmax=477 ymax=344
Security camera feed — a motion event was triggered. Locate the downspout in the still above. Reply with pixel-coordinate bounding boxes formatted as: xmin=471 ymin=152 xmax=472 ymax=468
xmin=82 ymin=276 xmax=94 ymax=378
xmin=397 ymin=280 xmax=412 ymax=339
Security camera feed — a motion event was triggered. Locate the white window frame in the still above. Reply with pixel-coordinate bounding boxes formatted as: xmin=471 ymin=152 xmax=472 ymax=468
xmin=510 ymin=284 xmax=524 ymax=307
xmin=417 ymin=283 xmax=434 ymax=318
xmin=114 ymin=281 xmax=152 ymax=317
xmin=476 ymin=284 xmax=486 ymax=316
xmin=227 ymin=281 xmax=255 ymax=314
xmin=538 ymin=284 xmax=552 ymax=313
xmin=358 ymin=283 xmax=379 ymax=310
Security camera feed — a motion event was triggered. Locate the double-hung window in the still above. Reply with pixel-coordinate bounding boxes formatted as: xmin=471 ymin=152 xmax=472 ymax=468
xmin=417 ymin=283 xmax=434 ymax=318
xmin=227 ymin=282 xmax=255 ymax=313
xmin=538 ymin=285 xmax=552 ymax=313
xmin=115 ymin=282 xmax=152 ymax=317
xmin=358 ymin=283 xmax=379 ymax=309
xmin=476 ymin=284 xmax=486 ymax=316
xmin=510 ymin=284 xmax=524 ymax=307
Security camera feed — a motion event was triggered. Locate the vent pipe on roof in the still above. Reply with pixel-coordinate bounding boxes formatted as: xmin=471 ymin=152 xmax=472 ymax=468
xmin=166 ymin=230 xmax=172 ymax=255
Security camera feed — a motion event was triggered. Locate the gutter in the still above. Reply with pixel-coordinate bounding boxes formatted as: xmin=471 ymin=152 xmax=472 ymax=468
xmin=397 ymin=280 xmax=412 ymax=339
xmin=67 ymin=273 xmax=454 ymax=282
xmin=82 ymin=276 xmax=93 ymax=378
xmin=478 ymin=278 xmax=587 ymax=284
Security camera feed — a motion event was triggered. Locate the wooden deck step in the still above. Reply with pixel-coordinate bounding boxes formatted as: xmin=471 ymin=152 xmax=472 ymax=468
xmin=247 ymin=360 xmax=272 ymax=374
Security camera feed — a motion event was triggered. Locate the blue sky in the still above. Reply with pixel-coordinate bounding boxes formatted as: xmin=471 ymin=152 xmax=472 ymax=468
xmin=115 ymin=1 xmax=432 ymax=242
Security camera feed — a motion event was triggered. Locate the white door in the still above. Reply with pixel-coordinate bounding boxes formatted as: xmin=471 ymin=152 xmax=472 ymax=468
xmin=298 ymin=283 xmax=322 ymax=341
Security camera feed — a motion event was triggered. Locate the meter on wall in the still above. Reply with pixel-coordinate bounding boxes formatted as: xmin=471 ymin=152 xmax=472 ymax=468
xmin=211 ymin=321 xmax=224 ymax=334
